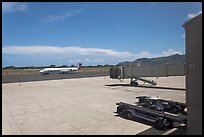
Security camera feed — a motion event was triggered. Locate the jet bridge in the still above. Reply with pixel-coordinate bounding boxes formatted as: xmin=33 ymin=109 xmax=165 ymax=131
xmin=110 ymin=63 xmax=185 ymax=86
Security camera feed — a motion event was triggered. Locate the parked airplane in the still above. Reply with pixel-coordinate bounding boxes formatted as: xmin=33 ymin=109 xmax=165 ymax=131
xmin=39 ymin=63 xmax=82 ymax=75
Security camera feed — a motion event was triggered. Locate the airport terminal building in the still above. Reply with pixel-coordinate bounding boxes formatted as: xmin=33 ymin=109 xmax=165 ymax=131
xmin=183 ymin=13 xmax=202 ymax=135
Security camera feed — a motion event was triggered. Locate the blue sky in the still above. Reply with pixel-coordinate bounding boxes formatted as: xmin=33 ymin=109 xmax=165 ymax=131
xmin=2 ymin=2 xmax=202 ymax=67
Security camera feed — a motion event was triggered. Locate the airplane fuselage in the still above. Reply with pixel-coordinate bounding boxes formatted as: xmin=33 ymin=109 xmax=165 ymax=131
xmin=39 ymin=63 xmax=82 ymax=75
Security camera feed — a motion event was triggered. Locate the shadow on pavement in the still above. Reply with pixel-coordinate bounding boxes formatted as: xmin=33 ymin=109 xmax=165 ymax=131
xmin=168 ymin=126 xmax=187 ymax=135
xmin=114 ymin=113 xmax=155 ymax=127
xmin=114 ymin=113 xmax=166 ymax=133
xmin=136 ymin=127 xmax=170 ymax=135
xmin=137 ymin=126 xmax=187 ymax=135
xmin=106 ymin=84 xmax=185 ymax=91
xmin=114 ymin=112 xmax=187 ymax=135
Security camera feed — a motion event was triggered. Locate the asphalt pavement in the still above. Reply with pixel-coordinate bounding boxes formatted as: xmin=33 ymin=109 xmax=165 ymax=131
xmin=2 ymin=71 xmax=109 ymax=83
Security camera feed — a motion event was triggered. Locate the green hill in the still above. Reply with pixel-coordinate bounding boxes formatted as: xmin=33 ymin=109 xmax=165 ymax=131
xmin=117 ymin=54 xmax=185 ymax=66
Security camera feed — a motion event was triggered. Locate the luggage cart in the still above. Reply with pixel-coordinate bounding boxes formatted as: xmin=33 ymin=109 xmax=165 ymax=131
xmin=135 ymin=96 xmax=187 ymax=114
xmin=116 ymin=102 xmax=187 ymax=130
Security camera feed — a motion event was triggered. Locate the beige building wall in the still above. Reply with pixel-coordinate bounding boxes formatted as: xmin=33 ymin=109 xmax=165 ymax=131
xmin=183 ymin=13 xmax=202 ymax=135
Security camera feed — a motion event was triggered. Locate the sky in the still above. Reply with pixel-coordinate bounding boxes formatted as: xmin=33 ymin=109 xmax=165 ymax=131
xmin=2 ymin=2 xmax=202 ymax=67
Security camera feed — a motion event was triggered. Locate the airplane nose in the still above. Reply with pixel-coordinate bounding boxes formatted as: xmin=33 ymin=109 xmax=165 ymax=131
xmin=39 ymin=70 xmax=43 ymax=73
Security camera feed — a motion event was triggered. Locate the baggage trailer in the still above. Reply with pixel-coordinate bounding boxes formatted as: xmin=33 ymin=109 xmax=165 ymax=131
xmin=116 ymin=102 xmax=187 ymax=130
xmin=110 ymin=64 xmax=185 ymax=86
xmin=135 ymin=96 xmax=187 ymax=114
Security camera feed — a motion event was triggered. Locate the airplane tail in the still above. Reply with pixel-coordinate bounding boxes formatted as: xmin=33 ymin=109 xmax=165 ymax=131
xmin=77 ymin=63 xmax=82 ymax=70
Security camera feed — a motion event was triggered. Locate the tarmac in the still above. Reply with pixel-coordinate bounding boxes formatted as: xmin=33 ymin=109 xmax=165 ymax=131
xmin=2 ymin=71 xmax=109 ymax=83
xmin=2 ymin=76 xmax=186 ymax=135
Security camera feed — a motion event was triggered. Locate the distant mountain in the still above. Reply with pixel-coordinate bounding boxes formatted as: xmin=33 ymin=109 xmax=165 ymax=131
xmin=117 ymin=54 xmax=185 ymax=66
xmin=116 ymin=61 xmax=131 ymax=66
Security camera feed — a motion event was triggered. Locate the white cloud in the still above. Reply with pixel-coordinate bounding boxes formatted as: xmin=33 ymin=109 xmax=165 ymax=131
xmin=137 ymin=51 xmax=153 ymax=58
xmin=95 ymin=58 xmax=104 ymax=63
xmin=2 ymin=45 xmax=135 ymax=58
xmin=3 ymin=45 xmax=183 ymax=65
xmin=3 ymin=45 xmax=183 ymax=57
xmin=2 ymin=2 xmax=28 ymax=12
xmin=84 ymin=58 xmax=92 ymax=62
xmin=162 ymin=49 xmax=182 ymax=56
xmin=44 ymin=9 xmax=84 ymax=22
xmin=80 ymin=58 xmax=104 ymax=64
xmin=187 ymin=11 xmax=202 ymax=19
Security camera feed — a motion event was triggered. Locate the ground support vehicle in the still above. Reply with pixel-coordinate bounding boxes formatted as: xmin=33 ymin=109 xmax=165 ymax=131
xmin=116 ymin=102 xmax=187 ymax=130
xmin=135 ymin=96 xmax=187 ymax=114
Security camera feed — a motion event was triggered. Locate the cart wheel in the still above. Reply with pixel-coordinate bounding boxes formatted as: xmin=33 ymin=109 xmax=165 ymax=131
xmin=155 ymin=119 xmax=168 ymax=130
xmin=126 ymin=112 xmax=133 ymax=119
xmin=118 ymin=109 xmax=126 ymax=116
xmin=117 ymin=107 xmax=124 ymax=115
xmin=131 ymin=81 xmax=138 ymax=87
